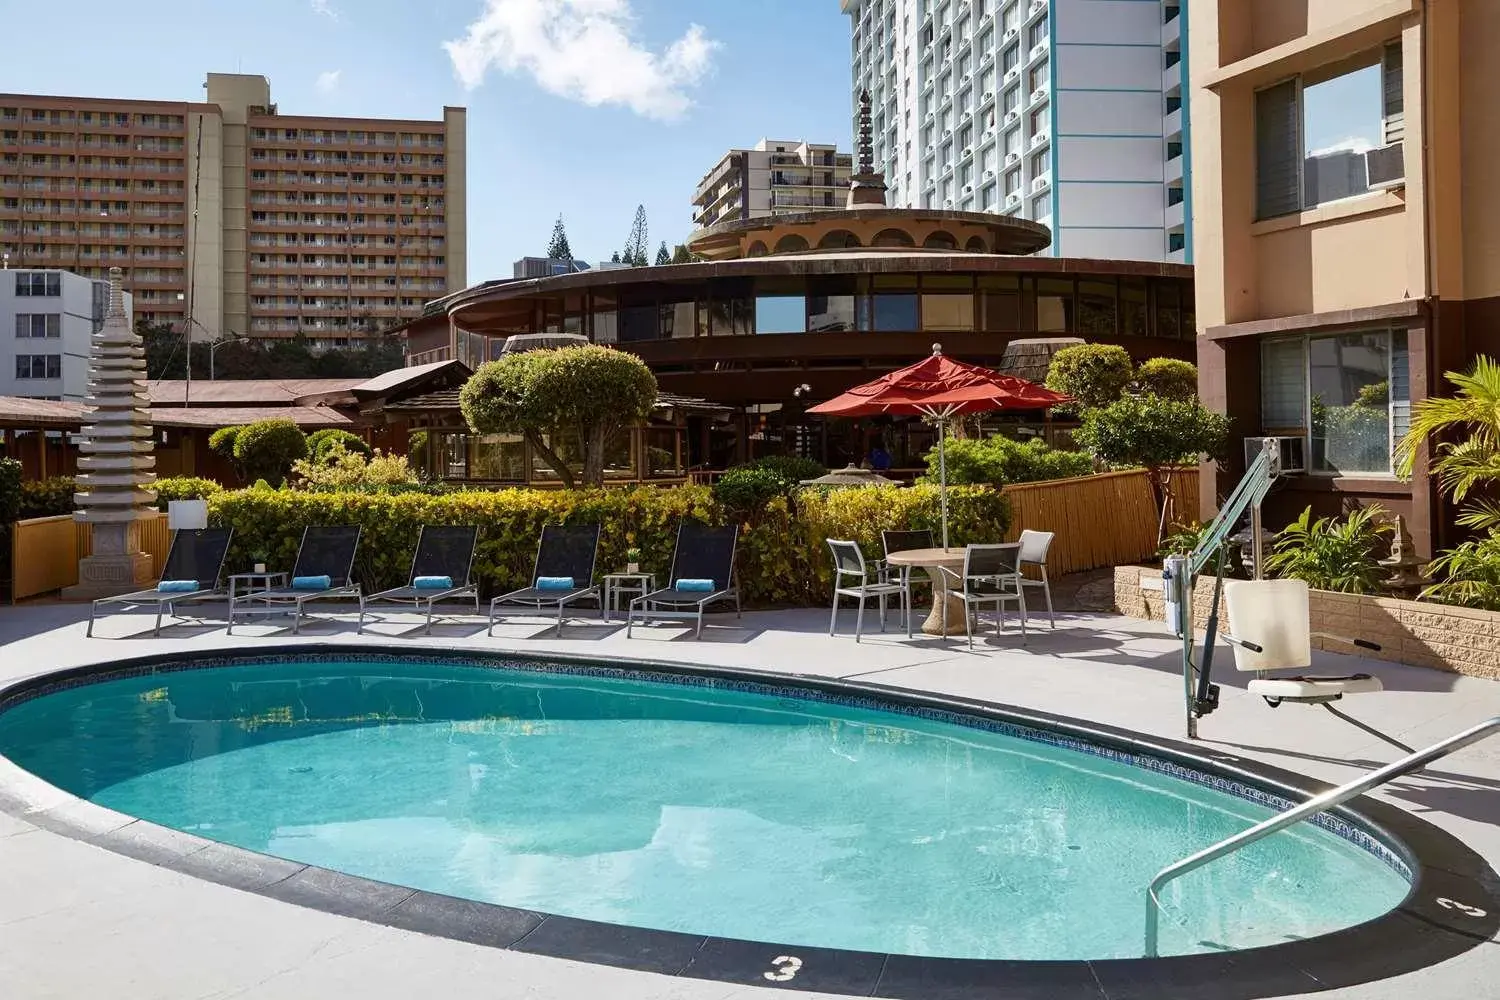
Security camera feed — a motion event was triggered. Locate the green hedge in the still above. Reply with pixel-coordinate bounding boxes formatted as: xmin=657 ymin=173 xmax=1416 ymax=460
xmin=18 ymin=476 xmax=76 ymax=519
xmin=206 ymin=483 xmax=1011 ymax=607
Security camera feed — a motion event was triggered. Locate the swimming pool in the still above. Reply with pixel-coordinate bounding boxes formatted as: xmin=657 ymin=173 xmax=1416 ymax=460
xmin=0 ymin=650 xmax=1418 ymax=958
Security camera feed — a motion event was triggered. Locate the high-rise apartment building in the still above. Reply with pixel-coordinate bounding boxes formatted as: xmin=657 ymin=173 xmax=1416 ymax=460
xmin=842 ymin=0 xmax=1189 ymax=262
xmin=1191 ymin=0 xmax=1497 ymax=560
xmin=0 ymin=74 xmax=466 ymax=346
xmin=0 ymin=267 xmax=132 ymax=401
xmin=692 ymin=140 xmax=854 ymax=229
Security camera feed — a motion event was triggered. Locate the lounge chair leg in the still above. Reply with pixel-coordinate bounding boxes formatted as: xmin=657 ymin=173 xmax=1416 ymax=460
xmin=966 ymin=599 xmax=974 ymax=650
xmin=829 ymin=589 xmax=839 ymax=636
xmin=1042 ymin=568 xmax=1055 ymax=627
xmin=556 ymin=602 xmax=565 ymax=638
xmin=1017 ymin=588 xmax=1027 ymax=642
xmin=695 ymin=607 xmax=704 ymax=640
xmin=292 ymin=602 xmax=302 ymax=635
xmin=86 ymin=602 xmax=98 ymax=638
xmin=487 ymin=605 xmax=496 ymax=637
xmin=425 ymin=601 xmax=435 ymax=635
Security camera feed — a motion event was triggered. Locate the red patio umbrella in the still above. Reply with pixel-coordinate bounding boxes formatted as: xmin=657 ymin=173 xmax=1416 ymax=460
xmin=808 ymin=344 xmax=1071 ymax=547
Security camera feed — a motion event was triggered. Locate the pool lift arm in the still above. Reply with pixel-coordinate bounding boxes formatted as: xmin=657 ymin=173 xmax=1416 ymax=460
xmin=1162 ymin=441 xmax=1281 ymax=740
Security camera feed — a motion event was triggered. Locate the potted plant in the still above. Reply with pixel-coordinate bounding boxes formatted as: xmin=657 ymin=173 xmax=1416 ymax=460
xmin=626 ymin=547 xmax=641 ymax=575
xmin=250 ymin=548 xmax=268 ymax=575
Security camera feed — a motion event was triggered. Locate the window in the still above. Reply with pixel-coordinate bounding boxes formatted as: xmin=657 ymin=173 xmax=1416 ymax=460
xmin=15 ymin=354 xmax=61 ymax=379
xmin=14 ymin=314 xmax=60 ymax=338
xmin=1028 ymin=16 xmax=1048 ymax=48
xmin=755 ymin=294 xmax=806 ymax=334
xmin=1003 ymin=45 xmax=1019 ymax=72
xmin=14 ymin=272 xmax=61 ymax=296
xmin=1030 ymin=193 xmax=1050 ymax=218
xmin=978 ymin=274 xmax=1021 ymax=331
xmin=808 ymin=278 xmax=858 ymax=332
xmin=1029 ymin=61 xmax=1049 ymax=91
xmin=1036 ymin=278 xmax=1072 ymax=332
xmin=1076 ymin=281 xmax=1117 ymax=336
xmin=1255 ymin=44 xmax=1402 ymax=219
xmin=869 ymin=275 xmax=919 ymax=331
xmin=1004 ymin=87 xmax=1019 ymax=113
xmin=1259 ymin=330 xmax=1410 ymax=474
xmin=1005 ymin=168 xmax=1021 ymax=194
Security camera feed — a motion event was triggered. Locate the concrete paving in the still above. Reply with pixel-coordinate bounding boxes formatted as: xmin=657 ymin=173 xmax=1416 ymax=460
xmin=1 ymin=600 xmax=1498 ymax=999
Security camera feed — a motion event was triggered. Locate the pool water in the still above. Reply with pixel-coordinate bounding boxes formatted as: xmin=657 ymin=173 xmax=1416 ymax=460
xmin=0 ymin=659 xmax=1409 ymax=960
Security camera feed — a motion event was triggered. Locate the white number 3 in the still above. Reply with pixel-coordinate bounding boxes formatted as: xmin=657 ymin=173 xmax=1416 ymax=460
xmin=1436 ymin=897 xmax=1488 ymax=918
xmin=763 ymin=955 xmax=803 ymax=982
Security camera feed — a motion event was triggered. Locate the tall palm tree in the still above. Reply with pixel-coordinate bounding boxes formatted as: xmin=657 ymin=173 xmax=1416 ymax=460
xmin=1396 ymin=356 xmax=1500 ymax=531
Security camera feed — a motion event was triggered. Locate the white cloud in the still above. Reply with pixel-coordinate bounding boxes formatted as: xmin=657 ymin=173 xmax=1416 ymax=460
xmin=1308 ymin=135 xmax=1375 ymax=158
xmin=443 ymin=0 xmax=719 ymax=121
xmin=315 ymin=70 xmax=342 ymax=96
xmin=310 ymin=0 xmax=339 ymax=20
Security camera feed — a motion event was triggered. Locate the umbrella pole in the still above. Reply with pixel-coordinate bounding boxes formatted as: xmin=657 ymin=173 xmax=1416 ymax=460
xmin=939 ymin=417 xmax=949 ymax=550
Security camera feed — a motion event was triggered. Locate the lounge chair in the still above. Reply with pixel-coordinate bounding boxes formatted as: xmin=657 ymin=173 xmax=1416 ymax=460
xmin=627 ymin=521 xmax=740 ymax=639
xmin=489 ymin=522 xmax=601 ymax=636
xmin=226 ymin=525 xmax=363 ymax=635
xmin=358 ymin=525 xmax=480 ymax=634
xmin=86 ymin=527 xmax=234 ymax=637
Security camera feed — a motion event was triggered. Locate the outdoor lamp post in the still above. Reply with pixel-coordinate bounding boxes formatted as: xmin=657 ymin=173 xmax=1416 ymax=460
xmin=209 ymin=331 xmax=248 ymax=381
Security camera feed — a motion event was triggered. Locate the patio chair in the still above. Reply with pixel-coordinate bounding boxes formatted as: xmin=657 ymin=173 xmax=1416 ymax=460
xmin=86 ymin=527 xmax=234 ymax=638
xmin=358 ymin=525 xmax=480 ymax=634
xmin=1221 ymin=578 xmax=1408 ymax=751
xmin=627 ymin=521 xmax=741 ymax=639
xmin=827 ymin=539 xmax=908 ymax=641
xmin=1017 ymin=529 xmax=1057 ymax=628
xmin=226 ymin=525 xmax=363 ymax=635
xmin=881 ymin=528 xmax=934 ymax=633
xmin=937 ymin=543 xmax=1027 ymax=649
xmin=489 ymin=522 xmax=601 ymax=637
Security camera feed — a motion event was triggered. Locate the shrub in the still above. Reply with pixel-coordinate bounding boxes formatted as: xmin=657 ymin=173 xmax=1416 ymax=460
xmin=204 ymin=482 xmax=1011 ymax=608
xmin=1045 ymin=344 xmax=1134 ymax=411
xmin=18 ymin=476 xmax=76 ymax=519
xmin=741 ymin=455 xmax=826 ymax=482
xmin=1133 ymin=358 xmax=1199 ymax=401
xmin=1264 ymin=505 xmax=1393 ymax=594
xmin=208 ymin=426 xmax=241 ymax=461
xmin=926 ymin=435 xmax=1092 ymax=486
xmin=306 ymin=428 xmax=373 ymax=461
xmin=1423 ymin=532 xmax=1500 ymax=611
xmin=153 ymin=476 xmax=224 ymax=512
xmin=291 ymin=441 xmax=419 ymax=491
xmin=713 ymin=467 xmax=791 ymax=515
xmin=0 ymin=458 xmax=21 ymax=524
xmin=231 ymin=419 xmax=308 ymax=486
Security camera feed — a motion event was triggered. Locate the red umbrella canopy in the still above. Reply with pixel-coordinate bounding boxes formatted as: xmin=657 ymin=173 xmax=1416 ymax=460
xmin=807 ymin=344 xmax=1071 ymax=417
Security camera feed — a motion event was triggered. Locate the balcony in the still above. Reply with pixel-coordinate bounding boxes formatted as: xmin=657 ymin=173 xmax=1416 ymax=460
xmin=1163 ymin=62 xmax=1183 ymax=95
xmin=1166 ymin=199 xmax=1185 ymax=232
xmin=1166 ymin=153 xmax=1183 ymax=184
xmin=1163 ymin=10 xmax=1181 ymax=48
xmin=1165 ymin=107 xmax=1183 ymax=141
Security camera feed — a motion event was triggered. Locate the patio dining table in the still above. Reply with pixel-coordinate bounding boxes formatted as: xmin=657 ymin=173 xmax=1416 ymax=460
xmin=885 ymin=547 xmax=969 ymax=637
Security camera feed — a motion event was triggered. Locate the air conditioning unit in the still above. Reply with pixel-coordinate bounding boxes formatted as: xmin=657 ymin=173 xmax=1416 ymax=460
xmin=944 ymin=198 xmax=955 ymax=207
xmin=1030 ymin=0 xmax=1046 ymax=14
xmin=981 ymin=13 xmax=993 ymax=24
xmin=1244 ymin=436 xmax=1306 ymax=476
xmin=982 ymin=169 xmax=995 ymax=179
xmin=962 ymin=145 xmax=973 ymax=156
xmin=963 ymin=184 xmax=974 ymax=193
xmin=925 ymin=143 xmax=935 ymax=154
xmin=982 ymin=91 xmax=994 ymax=103
xmin=943 ymin=128 xmax=953 ymax=136
xmin=1366 ymin=143 xmax=1405 ymax=191
xmin=1005 ymin=67 xmax=1020 ymax=82
xmin=1004 ymin=27 xmax=1019 ymax=41
xmin=981 ymin=50 xmax=994 ymax=64
xmin=1007 ymin=192 xmax=1021 ymax=206
xmin=1005 ymin=110 xmax=1019 ymax=124
xmin=1006 ymin=151 xmax=1020 ymax=164
xmin=1032 ymin=176 xmax=1049 ymax=191
xmin=1031 ymin=131 xmax=1048 ymax=147
xmin=1031 ymin=42 xmax=1048 ymax=59
xmin=961 ymin=72 xmax=971 ymax=83
xmin=1031 ymin=85 xmax=1048 ymax=103
xmin=926 ymin=111 xmax=936 ymax=121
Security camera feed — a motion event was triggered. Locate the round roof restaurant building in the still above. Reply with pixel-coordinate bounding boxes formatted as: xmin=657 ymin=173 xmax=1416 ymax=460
xmin=395 ymin=146 xmax=1194 ymax=480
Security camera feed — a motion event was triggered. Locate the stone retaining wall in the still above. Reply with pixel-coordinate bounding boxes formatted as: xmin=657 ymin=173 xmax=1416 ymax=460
xmin=1113 ymin=566 xmax=1500 ymax=681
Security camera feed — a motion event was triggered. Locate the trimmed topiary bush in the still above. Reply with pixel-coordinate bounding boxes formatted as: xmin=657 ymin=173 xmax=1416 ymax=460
xmin=1045 ymin=344 xmax=1134 ymax=411
xmin=306 ymin=428 xmax=373 ymax=462
xmin=925 ymin=436 xmax=1093 ymax=486
xmin=231 ymin=419 xmax=308 ymax=486
xmin=712 ymin=455 xmax=829 ymax=515
xmin=1132 ymin=357 xmax=1199 ymax=401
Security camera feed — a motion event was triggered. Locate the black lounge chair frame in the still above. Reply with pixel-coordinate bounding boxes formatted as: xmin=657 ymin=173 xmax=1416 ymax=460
xmin=227 ymin=525 xmax=364 ymax=635
xmin=358 ymin=525 xmax=481 ymax=634
xmin=489 ymin=523 xmax=601 ymax=637
xmin=86 ymin=527 xmax=235 ymax=637
xmin=627 ymin=522 xmax=741 ymax=639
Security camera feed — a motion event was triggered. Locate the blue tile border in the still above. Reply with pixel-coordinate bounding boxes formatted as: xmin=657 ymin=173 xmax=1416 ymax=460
xmin=0 ymin=643 xmax=1495 ymax=1000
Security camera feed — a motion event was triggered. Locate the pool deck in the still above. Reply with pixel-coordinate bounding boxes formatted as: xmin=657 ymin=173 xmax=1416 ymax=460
xmin=1 ymin=601 xmax=1498 ymax=1000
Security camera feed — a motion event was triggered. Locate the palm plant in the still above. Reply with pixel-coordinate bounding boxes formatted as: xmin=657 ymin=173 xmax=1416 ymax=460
xmin=1395 ymin=356 xmax=1500 ymax=530
xmin=1264 ymin=505 xmax=1392 ymax=594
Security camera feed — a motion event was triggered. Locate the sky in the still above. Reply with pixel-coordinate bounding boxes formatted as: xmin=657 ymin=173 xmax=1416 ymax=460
xmin=0 ymin=0 xmax=854 ymax=281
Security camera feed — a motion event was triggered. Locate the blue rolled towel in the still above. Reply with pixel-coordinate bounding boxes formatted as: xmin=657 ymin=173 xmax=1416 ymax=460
xmin=292 ymin=575 xmax=333 ymax=591
xmin=156 ymin=579 xmax=200 ymax=593
xmin=676 ymin=578 xmax=715 ymax=592
xmin=536 ymin=576 xmax=575 ymax=591
xmin=413 ymin=575 xmax=453 ymax=590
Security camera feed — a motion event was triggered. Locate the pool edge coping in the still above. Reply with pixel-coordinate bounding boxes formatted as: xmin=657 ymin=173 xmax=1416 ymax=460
xmin=0 ymin=641 xmax=1496 ymax=1000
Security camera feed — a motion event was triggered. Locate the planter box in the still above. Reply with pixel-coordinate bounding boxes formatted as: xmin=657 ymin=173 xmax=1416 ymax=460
xmin=1113 ymin=566 xmax=1500 ymax=681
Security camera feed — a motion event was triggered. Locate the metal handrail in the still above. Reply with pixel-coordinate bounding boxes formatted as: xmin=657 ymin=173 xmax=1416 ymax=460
xmin=1144 ymin=716 xmax=1500 ymax=957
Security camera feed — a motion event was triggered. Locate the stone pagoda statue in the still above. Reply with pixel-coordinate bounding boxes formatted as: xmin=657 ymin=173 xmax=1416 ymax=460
xmin=63 ymin=267 xmax=158 ymax=599
xmin=846 ymin=89 xmax=890 ymax=210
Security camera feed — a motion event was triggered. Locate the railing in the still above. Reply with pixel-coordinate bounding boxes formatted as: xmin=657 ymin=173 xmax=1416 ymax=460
xmin=1144 ymin=716 xmax=1500 ymax=957
xmin=9 ymin=513 xmax=170 ymax=601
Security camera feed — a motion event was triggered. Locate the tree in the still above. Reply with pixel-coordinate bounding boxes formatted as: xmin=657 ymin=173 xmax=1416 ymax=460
xmin=1396 ymin=356 xmax=1500 ymax=532
xmin=655 ymin=242 xmax=671 ymax=266
xmin=306 ymin=428 xmax=373 ymax=462
xmin=1045 ymin=344 xmax=1134 ymax=411
xmin=459 ymin=346 xmax=658 ymax=488
xmin=1074 ymin=395 xmax=1231 ymax=538
xmin=671 ymin=244 xmax=694 ymax=264
xmin=610 ymin=251 xmax=622 ymax=264
xmin=547 ymin=215 xmax=573 ymax=261
xmin=1132 ymin=358 xmax=1199 ymax=402
xmin=231 ymin=419 xmax=309 ymax=486
xmin=624 ymin=204 xmax=649 ymax=267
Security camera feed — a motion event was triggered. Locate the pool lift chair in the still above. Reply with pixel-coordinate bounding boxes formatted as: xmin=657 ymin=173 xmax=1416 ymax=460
xmin=1162 ymin=439 xmax=1408 ymax=752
